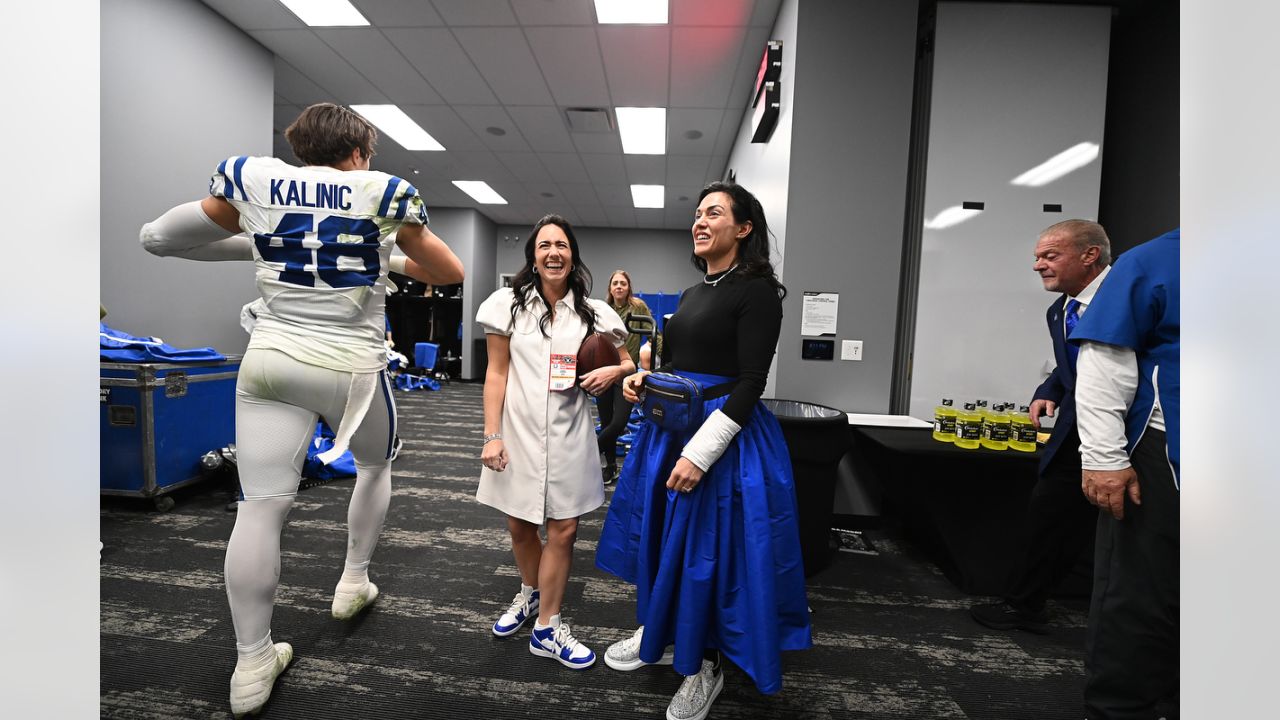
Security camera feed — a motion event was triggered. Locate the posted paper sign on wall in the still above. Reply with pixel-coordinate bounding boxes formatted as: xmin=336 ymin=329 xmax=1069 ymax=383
xmin=801 ymin=291 xmax=839 ymax=336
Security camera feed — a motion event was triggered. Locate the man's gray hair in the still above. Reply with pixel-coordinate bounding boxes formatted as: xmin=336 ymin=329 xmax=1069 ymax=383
xmin=1041 ymin=219 xmax=1111 ymax=267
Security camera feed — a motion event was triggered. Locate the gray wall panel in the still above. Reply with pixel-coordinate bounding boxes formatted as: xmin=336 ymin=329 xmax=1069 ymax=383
xmin=102 ymin=0 xmax=272 ymax=354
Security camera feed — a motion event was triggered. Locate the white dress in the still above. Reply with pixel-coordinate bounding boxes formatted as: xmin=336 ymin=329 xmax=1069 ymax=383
xmin=475 ymin=287 xmax=628 ymax=524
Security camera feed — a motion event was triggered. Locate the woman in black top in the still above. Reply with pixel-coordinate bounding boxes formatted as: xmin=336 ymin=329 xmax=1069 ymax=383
xmin=595 ymin=182 xmax=811 ymax=720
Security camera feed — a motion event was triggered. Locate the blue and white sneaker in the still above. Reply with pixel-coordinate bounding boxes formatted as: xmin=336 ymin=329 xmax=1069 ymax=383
xmin=529 ymin=615 xmax=596 ymax=670
xmin=493 ymin=589 xmax=539 ymax=637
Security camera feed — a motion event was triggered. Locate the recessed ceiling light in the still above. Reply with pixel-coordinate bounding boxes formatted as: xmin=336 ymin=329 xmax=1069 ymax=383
xmin=1010 ymin=142 xmax=1101 ymax=187
xmin=453 ymin=181 xmax=508 ymax=205
xmin=616 ymin=107 xmax=666 ymax=155
xmin=349 ymin=105 xmax=445 ymax=151
xmin=594 ymin=0 xmax=667 ymax=24
xmin=278 ymin=0 xmax=370 ymax=27
xmin=631 ymin=184 xmax=664 ymax=209
xmin=485 ymin=126 xmax=507 ymax=136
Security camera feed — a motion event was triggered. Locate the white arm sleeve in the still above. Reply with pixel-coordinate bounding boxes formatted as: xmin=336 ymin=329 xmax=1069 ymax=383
xmin=1075 ymin=341 xmax=1139 ymax=470
xmin=680 ymin=409 xmax=742 ymax=472
xmin=139 ymin=201 xmax=235 ymax=257
xmin=168 ymin=234 xmax=254 ymax=261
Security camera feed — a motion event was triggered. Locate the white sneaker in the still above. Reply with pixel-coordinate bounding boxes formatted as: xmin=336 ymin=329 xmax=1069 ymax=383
xmin=493 ymin=589 xmax=540 ymax=637
xmin=331 ymin=580 xmax=379 ymax=620
xmin=229 ymin=642 xmax=293 ymax=718
xmin=529 ymin=617 xmax=596 ymax=669
xmin=666 ymin=659 xmax=724 ymax=720
xmin=604 ymin=626 xmax=675 ymax=671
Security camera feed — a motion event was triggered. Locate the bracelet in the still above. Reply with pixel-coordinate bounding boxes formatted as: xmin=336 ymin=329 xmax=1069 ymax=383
xmin=483 ymin=433 xmax=502 ymax=445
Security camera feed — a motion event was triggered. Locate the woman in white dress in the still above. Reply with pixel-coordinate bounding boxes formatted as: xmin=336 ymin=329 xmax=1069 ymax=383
xmin=476 ymin=214 xmax=632 ymax=669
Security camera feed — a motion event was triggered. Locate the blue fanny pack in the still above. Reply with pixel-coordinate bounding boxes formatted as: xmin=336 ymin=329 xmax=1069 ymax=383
xmin=641 ymin=372 xmax=736 ymax=432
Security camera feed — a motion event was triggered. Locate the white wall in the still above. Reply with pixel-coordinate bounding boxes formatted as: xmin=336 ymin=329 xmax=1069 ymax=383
xmin=101 ymin=0 xmax=272 ymax=354
xmin=907 ymin=2 xmax=1112 ymax=420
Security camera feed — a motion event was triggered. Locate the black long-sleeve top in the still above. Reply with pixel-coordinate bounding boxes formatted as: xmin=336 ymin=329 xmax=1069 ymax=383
xmin=661 ymin=271 xmax=783 ymax=426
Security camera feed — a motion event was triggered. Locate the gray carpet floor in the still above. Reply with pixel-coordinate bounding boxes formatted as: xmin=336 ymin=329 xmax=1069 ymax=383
xmin=101 ymin=382 xmax=1088 ymax=719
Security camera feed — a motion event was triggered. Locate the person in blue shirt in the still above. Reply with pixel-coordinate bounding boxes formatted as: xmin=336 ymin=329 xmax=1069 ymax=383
xmin=1070 ymin=229 xmax=1180 ymax=720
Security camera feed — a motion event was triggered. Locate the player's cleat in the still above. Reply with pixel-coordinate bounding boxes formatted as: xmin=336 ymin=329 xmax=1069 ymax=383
xmin=331 ymin=580 xmax=379 ymax=620
xmin=229 ymin=642 xmax=293 ymax=718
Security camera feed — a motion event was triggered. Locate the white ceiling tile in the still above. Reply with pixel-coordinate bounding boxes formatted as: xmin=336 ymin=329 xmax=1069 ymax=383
xmin=509 ymin=107 xmax=575 ymax=152
xmin=624 ymin=155 xmax=667 ymax=184
xmin=510 ymin=0 xmax=595 ymax=25
xmin=447 ymin=150 xmax=518 ymax=183
xmin=604 ymin=206 xmax=637 ymax=227
xmin=594 ymin=184 xmax=633 ymax=206
xmin=713 ymin=106 xmax=746 ymax=156
xmin=634 ymin=208 xmax=667 ymax=228
xmin=314 ymin=28 xmax=443 ymax=104
xmin=201 ymin=0 xmax=303 ymax=30
xmin=665 ymin=205 xmax=696 ymax=228
xmin=557 ymin=182 xmax=602 ymax=207
xmin=398 ymin=106 xmax=488 ymax=152
xmin=706 ymin=155 xmax=729 ymax=184
xmin=570 ymin=204 xmax=610 ymax=227
xmin=431 ymin=0 xmax=518 ymax=25
xmin=500 ymin=153 xmax=554 ymax=183
xmin=250 ymin=29 xmax=389 ymax=104
xmin=454 ymin=28 xmax=555 ymax=105
xmin=351 ymin=0 xmax=444 ymax=26
xmin=668 ymin=108 xmax=725 ymax=155
xmin=453 ymin=106 xmax=533 ymax=152
xmin=538 ymin=153 xmax=591 ymax=183
xmin=579 ymin=153 xmax=627 ymax=185
xmin=274 ymin=57 xmax=332 ymax=106
xmin=665 ymin=155 xmax=709 ymax=188
xmin=521 ymin=182 xmax=565 ymax=204
xmin=670 ymin=26 xmax=748 ymax=108
xmin=671 ymin=0 xmax=754 ymax=27
xmin=525 ymin=27 xmax=611 ymax=107
xmin=570 ymin=132 xmax=623 ymax=154
xmin=598 ymin=26 xmax=669 ymax=107
xmin=383 ymin=28 xmax=499 ymax=106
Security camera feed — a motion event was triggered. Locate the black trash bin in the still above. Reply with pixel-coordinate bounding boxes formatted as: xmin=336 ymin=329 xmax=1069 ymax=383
xmin=761 ymin=399 xmax=850 ymax=577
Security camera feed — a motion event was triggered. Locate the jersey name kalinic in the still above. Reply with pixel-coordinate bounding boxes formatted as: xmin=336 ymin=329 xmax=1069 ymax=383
xmin=211 ymin=155 xmax=428 ymax=373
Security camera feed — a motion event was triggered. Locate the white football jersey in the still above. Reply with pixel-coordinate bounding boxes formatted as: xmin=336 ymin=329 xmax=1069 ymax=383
xmin=210 ymin=156 xmax=428 ymax=372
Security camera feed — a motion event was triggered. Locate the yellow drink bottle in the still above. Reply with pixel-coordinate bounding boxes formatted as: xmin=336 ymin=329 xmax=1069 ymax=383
xmin=1008 ymin=404 xmax=1038 ymax=452
xmin=981 ymin=403 xmax=1011 ymax=450
xmin=932 ymin=398 xmax=957 ymax=442
xmin=954 ymin=402 xmax=981 ymax=449
xmin=975 ymin=399 xmax=991 ymax=443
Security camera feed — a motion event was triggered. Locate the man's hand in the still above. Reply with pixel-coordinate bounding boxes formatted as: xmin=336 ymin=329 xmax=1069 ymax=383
xmin=1029 ymin=398 xmax=1057 ymax=430
xmin=1082 ymin=467 xmax=1140 ymax=520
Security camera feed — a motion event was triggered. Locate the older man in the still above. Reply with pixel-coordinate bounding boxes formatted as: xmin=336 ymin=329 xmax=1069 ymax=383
xmin=970 ymin=219 xmax=1111 ymax=633
xmin=1072 ymin=229 xmax=1180 ymax=720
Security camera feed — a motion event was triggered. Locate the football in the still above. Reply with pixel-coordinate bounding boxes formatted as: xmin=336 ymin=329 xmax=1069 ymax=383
xmin=576 ymin=332 xmax=621 ymax=392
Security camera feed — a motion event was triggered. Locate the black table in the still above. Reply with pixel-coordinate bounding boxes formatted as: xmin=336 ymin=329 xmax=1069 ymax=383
xmin=850 ymin=426 xmax=1062 ymax=596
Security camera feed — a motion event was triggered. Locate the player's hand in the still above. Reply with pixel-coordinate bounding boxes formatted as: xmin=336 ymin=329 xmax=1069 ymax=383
xmin=481 ymin=439 xmax=509 ymax=473
xmin=665 ymin=457 xmax=705 ymax=494
xmin=1082 ymin=467 xmax=1140 ymax=520
xmin=1029 ymin=398 xmax=1056 ymax=430
xmin=622 ymin=370 xmax=650 ymax=404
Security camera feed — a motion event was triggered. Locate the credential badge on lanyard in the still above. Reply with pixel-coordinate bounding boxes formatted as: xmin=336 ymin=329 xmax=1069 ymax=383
xmin=549 ymin=353 xmax=578 ymax=392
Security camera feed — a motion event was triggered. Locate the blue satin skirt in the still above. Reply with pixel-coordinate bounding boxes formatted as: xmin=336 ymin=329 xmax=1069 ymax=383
xmin=595 ymin=371 xmax=812 ymax=694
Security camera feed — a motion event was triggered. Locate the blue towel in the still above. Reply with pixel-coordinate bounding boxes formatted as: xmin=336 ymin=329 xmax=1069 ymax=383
xmin=100 ymin=322 xmax=225 ymax=363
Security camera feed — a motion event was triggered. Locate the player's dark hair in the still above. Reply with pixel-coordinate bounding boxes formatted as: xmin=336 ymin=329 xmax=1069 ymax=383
xmin=509 ymin=214 xmax=597 ymax=341
xmin=693 ymin=181 xmax=787 ymax=299
xmin=285 ymin=103 xmax=378 ymax=167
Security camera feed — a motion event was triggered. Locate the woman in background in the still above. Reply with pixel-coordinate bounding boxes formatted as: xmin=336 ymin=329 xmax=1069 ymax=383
xmin=476 ymin=214 xmax=632 ymax=670
xmin=597 ymin=270 xmax=653 ymax=484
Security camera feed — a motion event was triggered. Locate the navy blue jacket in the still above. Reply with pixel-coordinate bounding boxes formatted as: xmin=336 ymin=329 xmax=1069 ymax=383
xmin=1031 ymin=295 xmax=1078 ymax=474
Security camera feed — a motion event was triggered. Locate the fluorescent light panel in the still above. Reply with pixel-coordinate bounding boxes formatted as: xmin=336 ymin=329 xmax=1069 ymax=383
xmin=594 ymin=0 xmax=667 ymax=24
xmin=1010 ymin=142 xmax=1101 ymax=187
xmin=453 ymin=181 xmax=508 ymax=205
xmin=278 ymin=0 xmax=369 ymax=27
xmin=923 ymin=205 xmax=981 ymax=230
xmin=631 ymin=184 xmax=664 ymax=209
xmin=349 ymin=105 xmax=444 ymax=152
xmin=616 ymin=107 xmax=666 ymax=155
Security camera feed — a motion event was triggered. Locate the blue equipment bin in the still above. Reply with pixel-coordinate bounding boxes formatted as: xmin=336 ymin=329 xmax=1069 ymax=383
xmin=101 ymin=356 xmax=240 ymax=509
xmin=414 ymin=342 xmax=439 ymax=370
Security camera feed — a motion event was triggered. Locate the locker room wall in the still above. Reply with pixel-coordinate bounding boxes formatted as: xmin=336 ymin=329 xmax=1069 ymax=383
xmin=101 ymin=0 xmax=272 ymax=355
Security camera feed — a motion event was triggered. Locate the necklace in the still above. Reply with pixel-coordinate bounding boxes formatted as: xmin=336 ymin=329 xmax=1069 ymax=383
xmin=703 ymin=263 xmax=739 ymax=287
